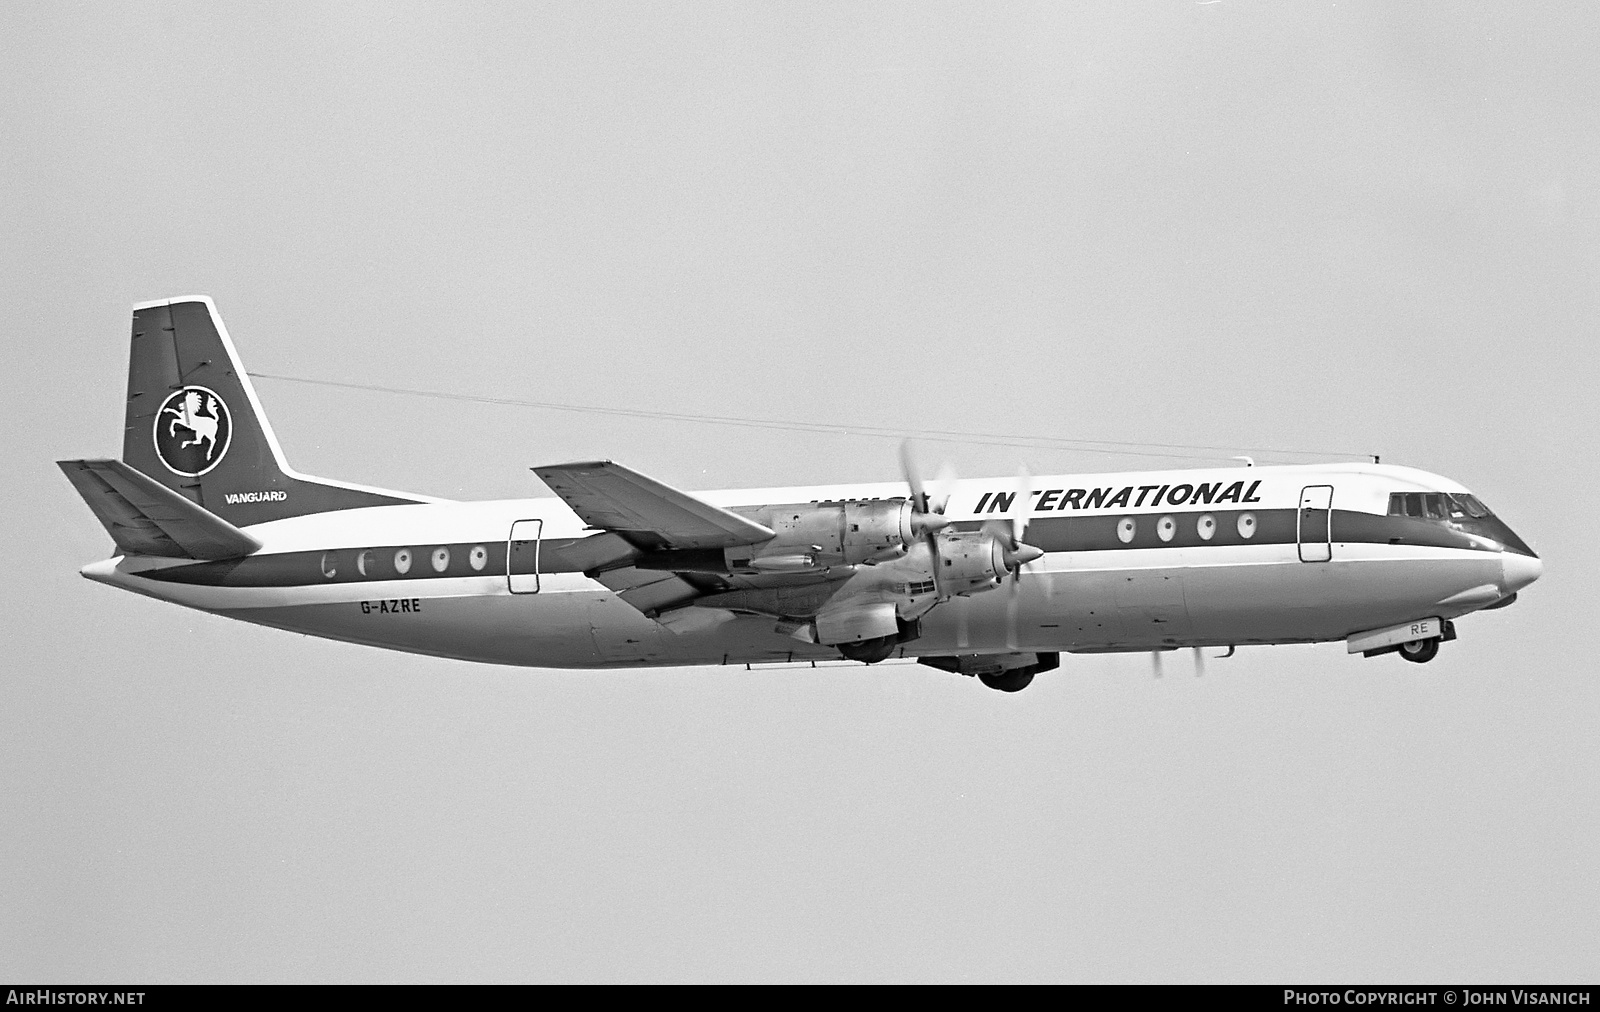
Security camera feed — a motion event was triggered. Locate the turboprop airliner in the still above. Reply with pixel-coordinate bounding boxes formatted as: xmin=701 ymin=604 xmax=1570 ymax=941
xmin=59 ymin=297 xmax=1542 ymax=691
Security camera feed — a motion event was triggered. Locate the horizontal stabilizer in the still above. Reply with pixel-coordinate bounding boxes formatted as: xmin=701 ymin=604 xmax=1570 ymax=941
xmin=58 ymin=458 xmax=262 ymax=560
xmin=532 ymin=460 xmax=774 ymax=551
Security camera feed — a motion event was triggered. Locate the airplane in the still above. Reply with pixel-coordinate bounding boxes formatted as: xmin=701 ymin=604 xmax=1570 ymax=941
xmin=58 ymin=297 xmax=1543 ymax=692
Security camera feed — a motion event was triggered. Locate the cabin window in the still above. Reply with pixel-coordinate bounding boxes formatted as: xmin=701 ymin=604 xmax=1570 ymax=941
xmin=469 ymin=545 xmax=488 ymax=571
xmin=432 ymin=547 xmax=450 ymax=572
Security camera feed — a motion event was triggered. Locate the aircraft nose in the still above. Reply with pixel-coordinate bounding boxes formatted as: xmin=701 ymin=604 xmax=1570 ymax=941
xmin=1501 ymin=552 xmax=1544 ymax=593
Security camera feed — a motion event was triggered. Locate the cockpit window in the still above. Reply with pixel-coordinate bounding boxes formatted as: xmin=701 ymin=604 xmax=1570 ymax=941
xmin=1452 ymin=494 xmax=1491 ymax=518
xmin=1388 ymin=492 xmax=1493 ymax=520
xmin=1389 ymin=492 xmax=1433 ymax=518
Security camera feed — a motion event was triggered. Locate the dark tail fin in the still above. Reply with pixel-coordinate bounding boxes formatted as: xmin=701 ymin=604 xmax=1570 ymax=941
xmin=122 ymin=297 xmax=426 ymax=527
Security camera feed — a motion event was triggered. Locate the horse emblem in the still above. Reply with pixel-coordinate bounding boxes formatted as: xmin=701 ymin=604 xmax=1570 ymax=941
xmin=153 ymin=386 xmax=232 ymax=476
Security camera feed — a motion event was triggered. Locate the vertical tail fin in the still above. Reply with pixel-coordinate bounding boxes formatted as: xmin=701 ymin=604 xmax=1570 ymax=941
xmin=123 ymin=297 xmax=426 ymax=527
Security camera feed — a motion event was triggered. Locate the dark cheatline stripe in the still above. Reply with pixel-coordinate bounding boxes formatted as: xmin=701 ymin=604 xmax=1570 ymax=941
xmin=140 ymin=536 xmax=598 ymax=588
xmin=981 ymin=508 xmax=1498 ymax=555
xmin=138 ymin=509 xmax=1500 ymax=589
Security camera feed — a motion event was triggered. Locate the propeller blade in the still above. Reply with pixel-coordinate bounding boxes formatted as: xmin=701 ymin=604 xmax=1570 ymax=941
xmin=1004 ymin=534 xmax=1025 ymax=647
xmin=1192 ymin=646 xmax=1206 ymax=677
xmin=928 ymin=460 xmax=958 ymax=516
xmin=911 ymin=512 xmax=951 ymax=536
xmin=979 ymin=517 xmax=1012 ymax=547
xmin=1150 ymin=651 xmax=1164 ymax=678
xmin=900 ymin=440 xmax=948 ymax=599
xmin=900 ymin=442 xmax=951 ymax=532
xmin=1004 ymin=577 xmax=1018 ymax=650
xmin=899 ymin=441 xmax=927 ymax=513
xmin=1011 ymin=463 xmax=1033 ymax=547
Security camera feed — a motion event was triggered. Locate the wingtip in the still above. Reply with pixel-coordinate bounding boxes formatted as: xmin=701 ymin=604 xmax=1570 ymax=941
xmin=80 ymin=557 xmax=120 ymax=584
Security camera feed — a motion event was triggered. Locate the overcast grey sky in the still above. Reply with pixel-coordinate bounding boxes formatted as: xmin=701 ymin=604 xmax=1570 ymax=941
xmin=3 ymin=1 xmax=1597 ymax=982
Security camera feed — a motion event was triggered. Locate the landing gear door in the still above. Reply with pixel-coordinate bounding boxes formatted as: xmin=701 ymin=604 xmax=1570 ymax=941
xmin=1298 ymin=485 xmax=1333 ymax=563
xmin=508 ymin=519 xmax=542 ymax=594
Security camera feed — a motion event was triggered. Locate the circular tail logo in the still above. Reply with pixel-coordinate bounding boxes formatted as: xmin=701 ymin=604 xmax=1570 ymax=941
xmin=154 ymin=386 xmax=232 ymax=476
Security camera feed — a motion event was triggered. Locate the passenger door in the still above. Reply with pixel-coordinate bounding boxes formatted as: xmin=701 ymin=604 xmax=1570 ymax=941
xmin=507 ymin=519 xmax=542 ymax=593
xmin=1297 ymin=485 xmax=1333 ymax=563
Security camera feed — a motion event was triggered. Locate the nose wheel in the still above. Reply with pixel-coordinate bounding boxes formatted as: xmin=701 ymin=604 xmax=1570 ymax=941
xmin=1398 ymin=638 xmax=1440 ymax=663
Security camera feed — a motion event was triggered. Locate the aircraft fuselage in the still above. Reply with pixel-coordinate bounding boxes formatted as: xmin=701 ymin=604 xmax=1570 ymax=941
xmin=82 ymin=461 xmax=1541 ymax=670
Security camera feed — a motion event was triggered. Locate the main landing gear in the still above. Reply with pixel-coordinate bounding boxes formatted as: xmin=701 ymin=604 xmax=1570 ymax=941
xmin=977 ymin=668 xmax=1037 ymax=692
xmin=837 ymin=635 xmax=898 ymax=665
xmin=834 ymin=618 xmax=926 ymax=665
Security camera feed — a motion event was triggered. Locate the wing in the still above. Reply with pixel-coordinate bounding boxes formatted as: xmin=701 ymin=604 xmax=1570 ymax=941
xmin=590 ymin=567 xmax=704 ymax=616
xmin=532 ymin=460 xmax=774 ymax=551
xmin=58 ymin=458 xmax=262 ymax=560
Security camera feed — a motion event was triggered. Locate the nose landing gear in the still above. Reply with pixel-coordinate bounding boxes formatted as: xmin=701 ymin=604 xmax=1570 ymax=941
xmin=1350 ymin=618 xmax=1456 ymax=662
xmin=1398 ymin=637 xmax=1440 ymax=663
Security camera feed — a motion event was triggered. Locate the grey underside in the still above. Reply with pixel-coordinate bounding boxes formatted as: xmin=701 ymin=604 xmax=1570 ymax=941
xmin=215 ymin=555 xmax=1500 ymax=668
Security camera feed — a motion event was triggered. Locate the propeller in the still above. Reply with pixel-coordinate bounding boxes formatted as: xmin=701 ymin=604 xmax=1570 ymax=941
xmin=899 ymin=442 xmax=953 ymax=534
xmin=980 ymin=463 xmax=1042 ymax=579
xmin=899 ymin=442 xmax=952 ymax=597
xmin=900 ymin=445 xmax=1042 ymax=625
xmin=980 ymin=464 xmax=1041 ymax=650
xmin=1192 ymin=646 xmax=1206 ymax=677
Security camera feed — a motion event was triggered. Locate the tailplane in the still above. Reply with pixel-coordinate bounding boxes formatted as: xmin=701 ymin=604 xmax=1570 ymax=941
xmin=92 ymin=296 xmax=426 ymax=530
xmin=58 ymin=458 xmax=262 ymax=559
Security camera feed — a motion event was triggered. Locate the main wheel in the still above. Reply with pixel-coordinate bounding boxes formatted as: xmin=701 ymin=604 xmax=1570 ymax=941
xmin=1399 ymin=638 xmax=1440 ymax=663
xmin=978 ymin=668 xmax=1035 ymax=692
xmin=839 ymin=635 xmax=897 ymax=664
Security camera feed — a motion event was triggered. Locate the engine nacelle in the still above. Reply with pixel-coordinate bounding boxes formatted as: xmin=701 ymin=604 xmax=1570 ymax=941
xmin=934 ymin=529 xmax=1008 ymax=595
xmin=723 ymin=499 xmax=916 ymax=572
